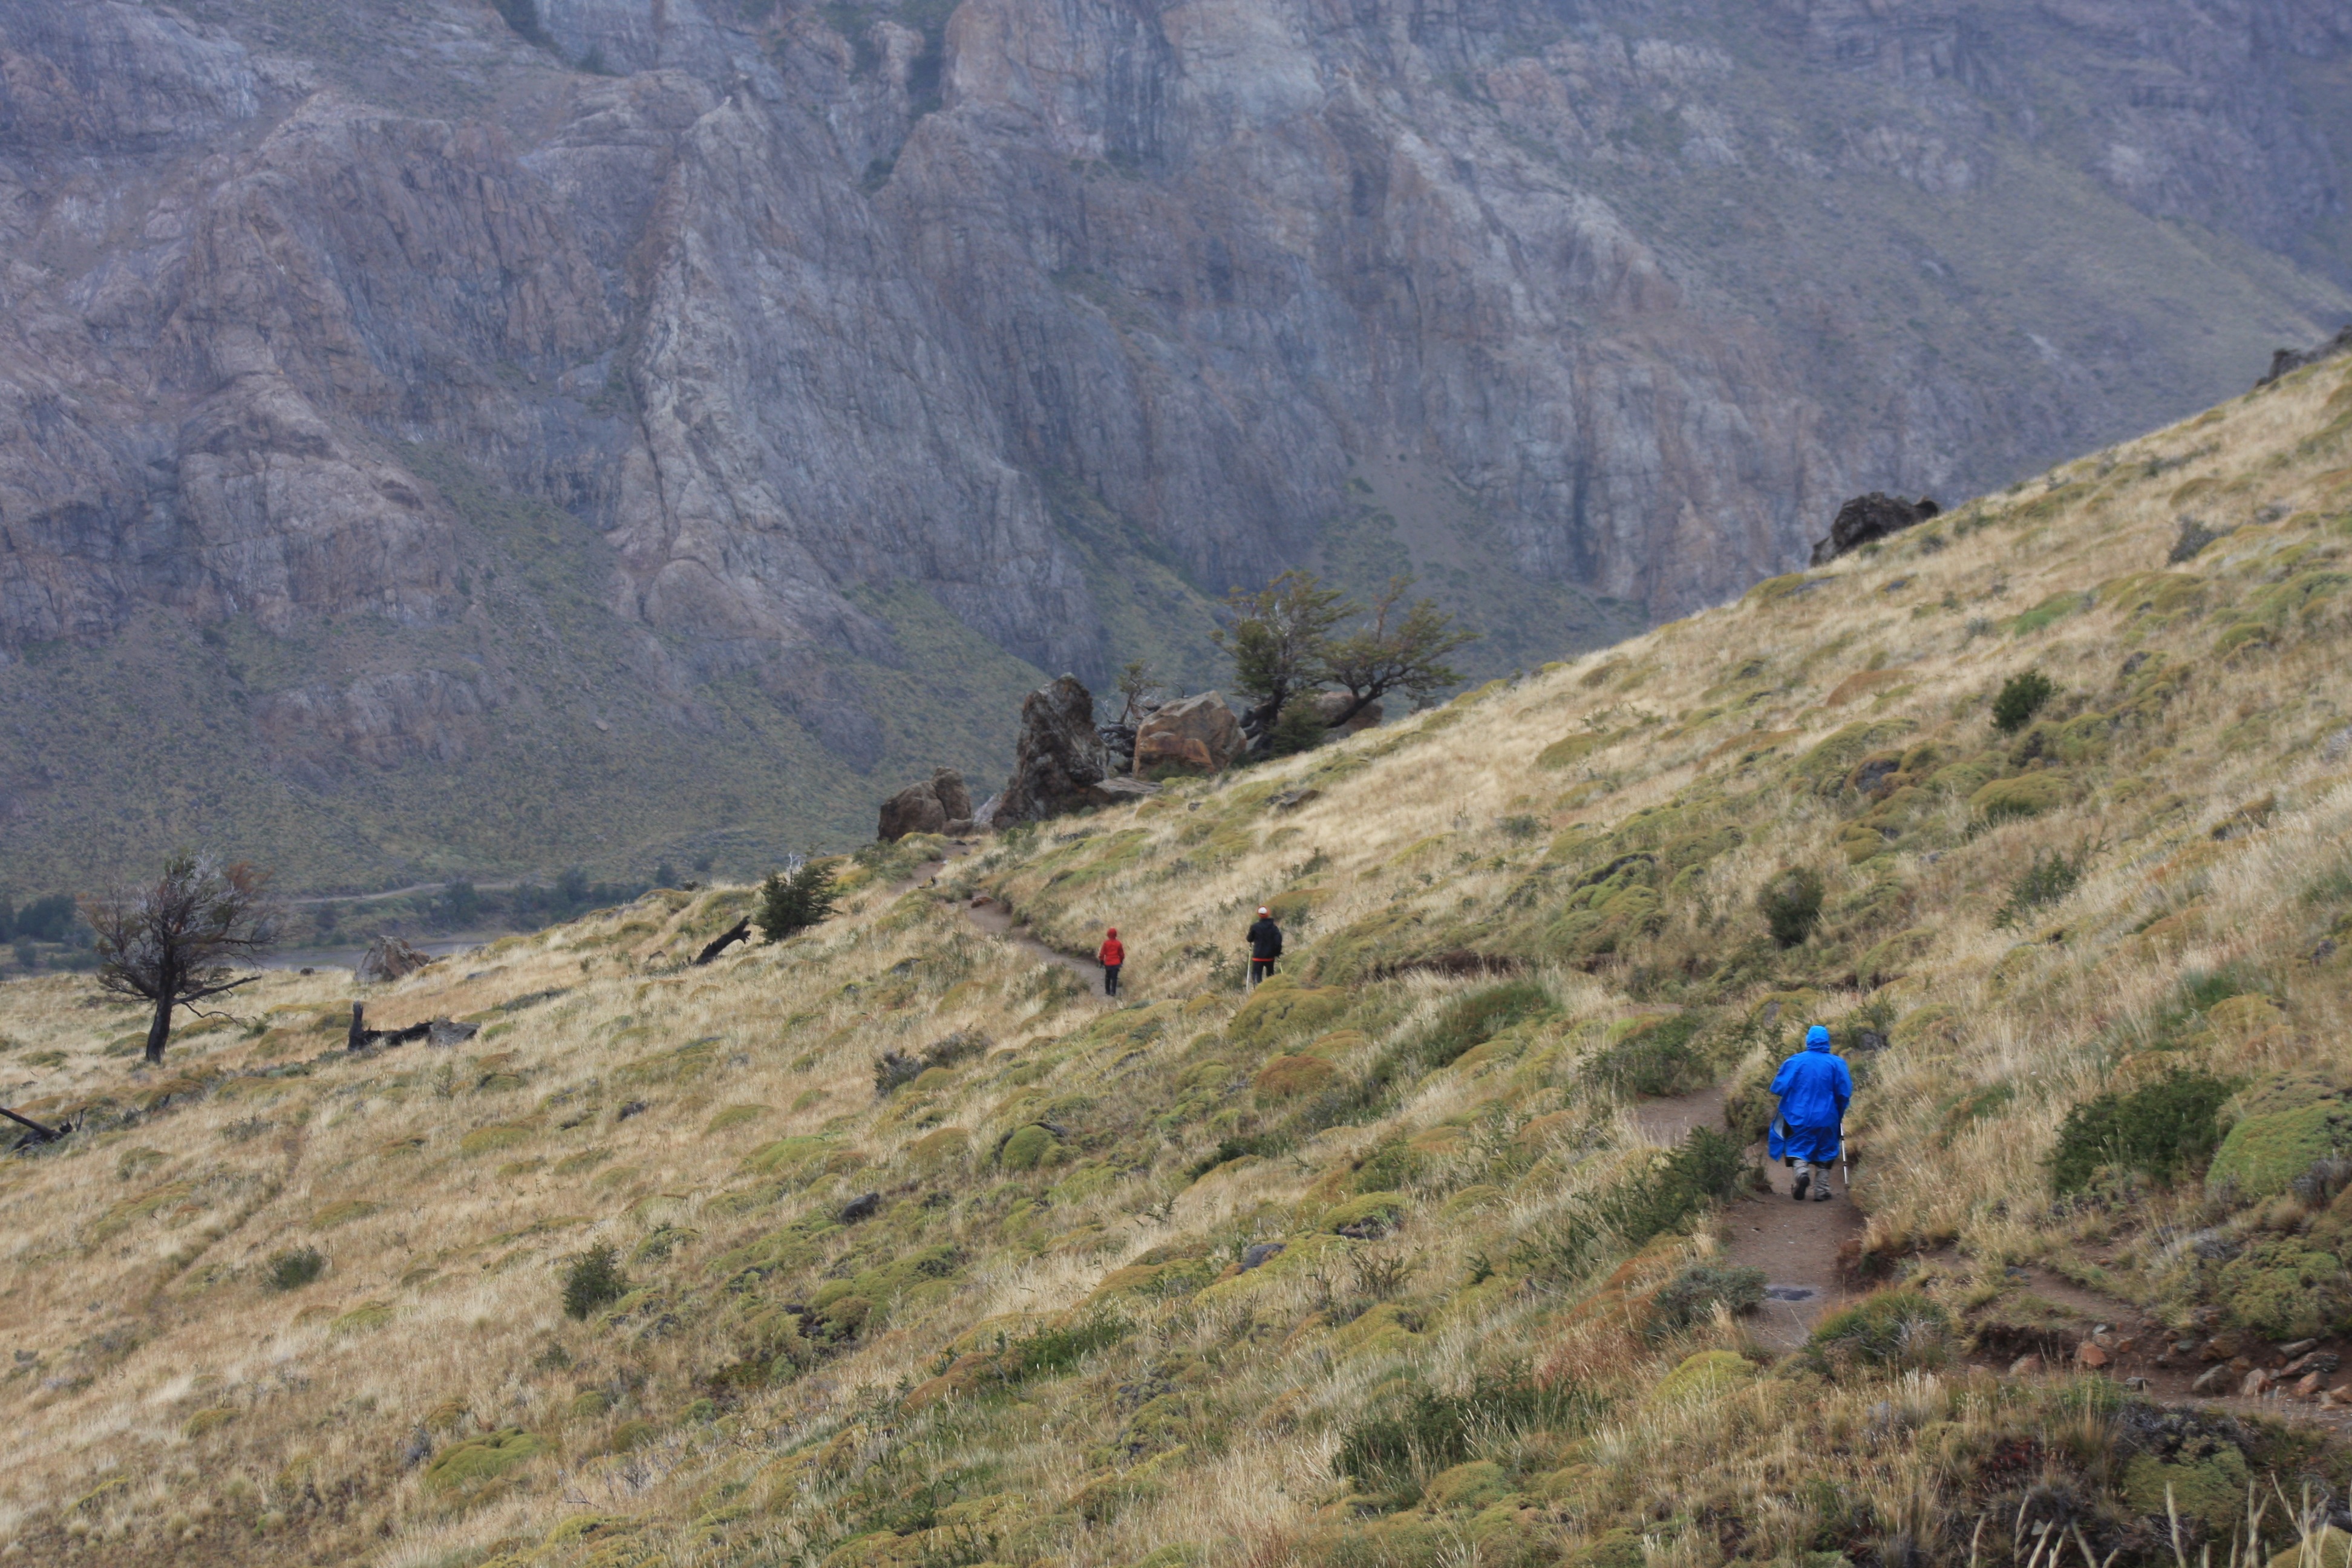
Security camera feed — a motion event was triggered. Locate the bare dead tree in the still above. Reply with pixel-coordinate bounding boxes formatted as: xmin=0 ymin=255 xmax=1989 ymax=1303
xmin=83 ymin=854 xmax=279 ymax=1065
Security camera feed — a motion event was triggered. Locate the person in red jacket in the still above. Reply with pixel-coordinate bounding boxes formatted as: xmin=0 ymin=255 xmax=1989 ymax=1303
xmin=1097 ymin=928 xmax=1124 ymax=997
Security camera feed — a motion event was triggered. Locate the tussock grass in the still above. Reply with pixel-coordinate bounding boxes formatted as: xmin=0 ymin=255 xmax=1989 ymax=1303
xmin=5 ymin=359 xmax=2352 ymax=1563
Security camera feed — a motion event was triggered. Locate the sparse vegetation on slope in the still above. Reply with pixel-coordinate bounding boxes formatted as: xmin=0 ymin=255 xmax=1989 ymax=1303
xmin=5 ymin=359 xmax=2352 ymax=1566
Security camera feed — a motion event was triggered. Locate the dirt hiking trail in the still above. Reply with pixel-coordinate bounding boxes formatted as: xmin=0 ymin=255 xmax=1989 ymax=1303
xmin=1631 ymin=1086 xmax=1861 ymax=1348
xmin=900 ymin=848 xmax=1111 ymax=1000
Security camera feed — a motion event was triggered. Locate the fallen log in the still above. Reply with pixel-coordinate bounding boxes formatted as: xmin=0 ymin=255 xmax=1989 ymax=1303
xmin=2 ymin=1106 xmax=65 ymax=1144
xmin=693 ymin=918 xmax=753 ymax=966
xmin=345 ymin=1002 xmax=441 ymax=1052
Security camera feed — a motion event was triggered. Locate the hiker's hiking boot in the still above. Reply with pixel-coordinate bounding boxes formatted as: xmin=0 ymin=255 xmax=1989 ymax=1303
xmin=1791 ymin=1169 xmax=1811 ymax=1202
xmin=1809 ymin=1165 xmax=1835 ymax=1200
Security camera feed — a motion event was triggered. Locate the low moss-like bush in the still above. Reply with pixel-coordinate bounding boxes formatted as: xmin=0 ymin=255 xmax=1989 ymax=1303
xmin=1653 ymin=1350 xmax=1757 ymax=1400
xmin=1423 ymin=980 xmax=1549 ymax=1069
xmin=999 ymin=1123 xmax=1060 ymax=1171
xmin=1645 ymin=1263 xmax=1767 ymax=1340
xmin=1806 ymin=1289 xmax=1950 ymax=1372
xmin=1971 ymin=772 xmax=2070 ymax=822
xmin=330 ymin=1301 xmax=395 ymax=1334
xmin=562 ymin=1243 xmax=629 ymax=1320
xmin=1253 ymin=1053 xmax=1338 ymax=1102
xmin=459 ymin=1123 xmax=534 ymax=1157
xmin=2207 ymin=1099 xmax=2352 ymax=1201
xmin=2049 ymin=1070 xmax=2235 ymax=1194
xmin=1324 ymin=1191 xmax=1408 ymax=1238
xmin=425 ymin=1428 xmax=549 ymax=1492
xmin=1227 ymin=976 xmax=1351 ymax=1049
xmin=2212 ymin=1235 xmax=2348 ymax=1339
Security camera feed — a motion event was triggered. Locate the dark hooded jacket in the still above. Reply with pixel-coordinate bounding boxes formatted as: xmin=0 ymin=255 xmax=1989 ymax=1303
xmin=1247 ymin=918 xmax=1284 ymax=961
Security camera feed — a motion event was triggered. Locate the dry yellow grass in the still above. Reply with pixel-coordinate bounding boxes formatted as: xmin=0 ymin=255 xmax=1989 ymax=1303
xmin=3 ymin=355 xmax=2352 ymax=1566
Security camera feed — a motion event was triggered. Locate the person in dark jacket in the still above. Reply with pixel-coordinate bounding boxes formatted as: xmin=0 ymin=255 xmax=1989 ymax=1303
xmin=1244 ymin=907 xmax=1282 ymax=986
xmin=1098 ymin=928 xmax=1124 ymax=997
xmin=1769 ymin=1024 xmax=1854 ymax=1202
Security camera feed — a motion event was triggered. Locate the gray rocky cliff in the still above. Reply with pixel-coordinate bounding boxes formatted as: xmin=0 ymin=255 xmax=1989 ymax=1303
xmin=0 ymin=0 xmax=2345 ymax=886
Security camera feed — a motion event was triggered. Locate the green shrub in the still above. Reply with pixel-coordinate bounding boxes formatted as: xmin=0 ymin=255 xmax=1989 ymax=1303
xmin=1993 ymin=843 xmax=2092 ymax=929
xmin=2048 ymin=1070 xmax=2235 ymax=1195
xmin=1645 ymin=1263 xmax=1768 ymax=1341
xmin=757 ymin=857 xmax=840 ymax=942
xmin=1991 ymin=670 xmax=2057 ymax=734
xmin=1334 ymin=1368 xmax=1593 ymax=1492
xmin=993 ymin=1312 xmax=1130 ymax=1382
xmin=1756 ymin=867 xmax=1824 ymax=949
xmin=1424 ymin=981 xmax=1549 ymax=1069
xmin=1610 ymin=1126 xmax=1746 ymax=1244
xmin=1806 ymin=1289 xmax=1950 ymax=1371
xmin=562 ymin=1243 xmax=629 ymax=1320
xmin=265 ymin=1247 xmax=325 ymax=1292
xmin=1587 ymin=1012 xmax=1709 ymax=1097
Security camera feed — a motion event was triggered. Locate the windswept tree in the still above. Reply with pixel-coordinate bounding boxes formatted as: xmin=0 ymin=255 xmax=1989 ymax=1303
xmin=1316 ymin=574 xmax=1478 ymax=729
xmin=83 ymin=854 xmax=278 ymax=1065
xmin=1212 ymin=569 xmax=1353 ymax=735
xmin=1112 ymin=658 xmax=1165 ymax=728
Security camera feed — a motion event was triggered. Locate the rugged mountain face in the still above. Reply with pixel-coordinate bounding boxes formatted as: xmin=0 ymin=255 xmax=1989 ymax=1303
xmin=0 ymin=0 xmax=2347 ymax=888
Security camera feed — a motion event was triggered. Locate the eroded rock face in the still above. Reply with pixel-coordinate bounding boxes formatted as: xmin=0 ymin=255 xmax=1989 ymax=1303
xmin=0 ymin=0 xmax=2345 ymax=883
xmin=1134 ymin=693 xmax=1244 ymax=774
xmin=1811 ymin=495 xmax=1942 ymax=567
xmin=993 ymin=676 xmax=1112 ymax=825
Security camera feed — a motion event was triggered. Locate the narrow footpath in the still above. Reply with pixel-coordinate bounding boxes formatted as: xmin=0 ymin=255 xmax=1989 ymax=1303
xmin=897 ymin=847 xmax=1110 ymax=1000
xmin=1630 ymin=1085 xmax=1861 ymax=1348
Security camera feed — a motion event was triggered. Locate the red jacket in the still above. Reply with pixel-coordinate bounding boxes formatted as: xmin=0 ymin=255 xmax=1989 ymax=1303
xmin=1099 ymin=936 xmax=1125 ymax=967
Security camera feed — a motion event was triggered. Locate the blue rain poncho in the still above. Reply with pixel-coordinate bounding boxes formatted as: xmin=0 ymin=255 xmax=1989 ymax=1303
xmin=1768 ymin=1025 xmax=1853 ymax=1165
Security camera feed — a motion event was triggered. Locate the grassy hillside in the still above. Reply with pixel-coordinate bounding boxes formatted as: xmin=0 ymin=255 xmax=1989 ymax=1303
xmin=5 ymin=354 xmax=2352 ymax=1567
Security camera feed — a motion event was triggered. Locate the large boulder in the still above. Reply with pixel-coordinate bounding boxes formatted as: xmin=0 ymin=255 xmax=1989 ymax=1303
xmin=356 ymin=935 xmax=432 ymax=984
xmin=1311 ymin=690 xmax=1383 ymax=734
xmin=995 ymin=676 xmax=1117 ymax=824
xmin=1133 ymin=692 xmax=1244 ymax=773
xmin=1809 ymin=493 xmax=1940 ymax=566
xmin=878 ymin=768 xmax=973 ymax=841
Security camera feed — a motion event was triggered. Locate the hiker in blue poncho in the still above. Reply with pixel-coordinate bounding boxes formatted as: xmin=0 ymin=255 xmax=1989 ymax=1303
xmin=1769 ymin=1025 xmax=1853 ymax=1203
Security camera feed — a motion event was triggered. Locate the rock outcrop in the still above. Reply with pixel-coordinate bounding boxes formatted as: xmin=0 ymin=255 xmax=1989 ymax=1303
xmin=1811 ymin=495 xmax=1942 ymax=567
xmin=356 ymin=935 xmax=433 ymax=984
xmin=2261 ymin=325 xmax=2352 ymax=386
xmin=1133 ymin=694 xmax=1245 ymax=775
xmin=878 ymin=768 xmax=975 ymax=841
xmin=993 ymin=677 xmax=1114 ymax=825
xmin=987 ymin=675 xmax=1163 ymax=825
